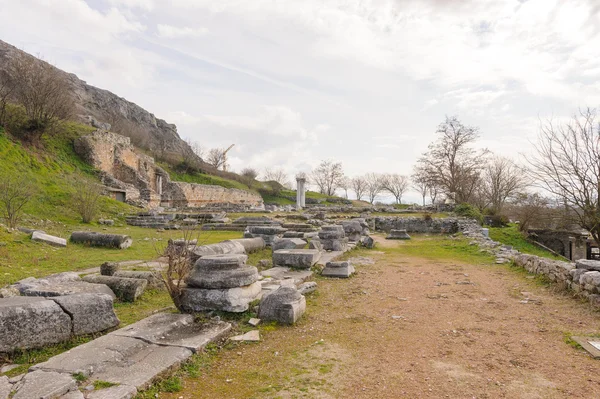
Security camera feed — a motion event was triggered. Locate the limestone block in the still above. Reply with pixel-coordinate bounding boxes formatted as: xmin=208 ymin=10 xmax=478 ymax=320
xmin=298 ymin=281 xmax=317 ymax=295
xmin=386 ymin=229 xmax=411 ymax=240
xmin=70 ymin=231 xmax=133 ymax=249
xmin=59 ymin=391 xmax=85 ymax=399
xmin=320 ymin=238 xmax=348 ymax=251
xmin=186 ymin=266 xmax=259 ymax=289
xmin=12 ymin=370 xmax=76 ymax=399
xmin=308 ymin=238 xmax=323 ymax=251
xmin=87 ymin=385 xmax=137 ymax=399
xmin=0 ymin=376 xmax=11 ymax=399
xmin=258 ymin=287 xmax=306 ymax=325
xmin=180 ymin=282 xmax=262 ymax=313
xmin=189 ymin=241 xmax=246 ymax=262
xmin=193 ymin=254 xmax=248 ymax=271
xmin=100 ymin=262 xmax=119 ymax=276
xmin=581 ymin=271 xmax=600 ymax=288
xmin=0 ymin=297 xmax=72 ymax=352
xmin=576 ymin=259 xmax=600 ymax=271
xmin=321 ymin=261 xmax=355 ymax=278
xmin=114 ymin=271 xmax=163 ymax=289
xmin=82 ymin=275 xmax=147 ymax=302
xmin=14 ymin=272 xmax=116 ymax=299
xmin=359 ymin=235 xmax=375 ymax=249
xmin=272 ymin=249 xmax=321 ymax=269
xmin=272 ymin=238 xmax=307 ymax=251
xmin=225 ymin=237 xmax=266 ymax=253
xmin=50 ymin=294 xmax=119 ymax=335
xmin=246 ymin=226 xmax=286 ymax=235
xmin=31 ymin=231 xmax=67 ymax=247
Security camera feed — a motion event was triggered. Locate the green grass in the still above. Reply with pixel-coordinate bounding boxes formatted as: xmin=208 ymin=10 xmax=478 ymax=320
xmin=93 ymin=380 xmax=118 ymax=390
xmin=383 ymin=233 xmax=496 ymax=265
xmin=0 ymin=227 xmax=242 ymax=286
xmin=159 ymin=163 xmax=250 ymax=190
xmin=488 ymin=224 xmax=560 ymax=259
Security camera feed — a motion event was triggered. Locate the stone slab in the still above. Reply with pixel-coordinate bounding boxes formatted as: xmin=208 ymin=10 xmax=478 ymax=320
xmin=15 ymin=273 xmax=116 ymax=299
xmin=258 ymin=287 xmax=306 ymax=325
xmin=60 ymin=392 xmax=85 ymax=399
xmin=31 ymin=231 xmax=67 ymax=247
xmin=316 ymin=251 xmax=344 ymax=267
xmin=230 ymin=330 xmax=260 ymax=342
xmin=111 ymin=313 xmax=232 ymax=353
xmin=92 ymin=344 xmax=192 ymax=390
xmin=386 ymin=229 xmax=411 ymax=240
xmin=0 ymin=296 xmax=72 ymax=352
xmin=321 ymin=263 xmax=355 ymax=278
xmin=272 ymin=238 xmax=307 ymax=251
xmin=272 ymin=249 xmax=321 ymax=269
xmin=0 ymin=376 xmax=10 ymax=399
xmin=298 ymin=281 xmax=317 ymax=295
xmin=12 ymin=370 xmax=76 ymax=399
xmin=50 ymin=293 xmax=119 ymax=335
xmin=87 ymin=385 xmax=137 ymax=399
xmin=260 ymin=267 xmax=313 ymax=284
xmin=576 ymin=259 xmax=600 ymax=271
xmin=571 ymin=336 xmax=600 ymax=359
xmin=180 ymin=282 xmax=262 ymax=313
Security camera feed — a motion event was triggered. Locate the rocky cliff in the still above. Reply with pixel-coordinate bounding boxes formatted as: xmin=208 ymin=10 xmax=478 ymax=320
xmin=0 ymin=39 xmax=194 ymax=162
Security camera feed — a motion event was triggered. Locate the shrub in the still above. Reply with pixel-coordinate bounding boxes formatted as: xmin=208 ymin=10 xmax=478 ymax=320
xmin=454 ymin=203 xmax=483 ymax=224
xmin=71 ymin=177 xmax=102 ymax=223
xmin=0 ymin=171 xmax=36 ymax=229
xmin=484 ymin=214 xmax=509 ymax=227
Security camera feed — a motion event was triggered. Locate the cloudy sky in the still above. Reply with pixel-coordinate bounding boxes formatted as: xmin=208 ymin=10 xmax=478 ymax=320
xmin=1 ymin=0 xmax=599 ymax=202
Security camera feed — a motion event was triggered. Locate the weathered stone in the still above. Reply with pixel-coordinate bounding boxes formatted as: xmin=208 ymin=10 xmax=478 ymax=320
xmin=225 ymin=237 xmax=266 ymax=253
xmin=246 ymin=225 xmax=286 ymax=235
xmin=571 ymin=268 xmax=589 ymax=284
xmin=0 ymin=376 xmax=11 ymax=399
xmin=386 ymin=229 xmax=411 ymax=240
xmin=320 ymin=238 xmax=349 ymax=251
xmin=0 ymin=297 xmax=72 ymax=352
xmin=82 ymin=275 xmax=147 ymax=302
xmin=272 ymin=249 xmax=321 ymax=269
xmin=59 ymin=391 xmax=85 ymax=399
xmin=100 ymin=262 xmax=120 ymax=276
xmin=230 ymin=330 xmax=260 ymax=342
xmin=98 ymin=219 xmax=114 ymax=226
xmin=193 ymin=254 xmax=248 ymax=271
xmin=359 ymin=235 xmax=375 ymax=249
xmin=260 ymin=267 xmax=313 ymax=284
xmin=113 ymin=271 xmax=163 ymax=289
xmin=189 ymin=241 xmax=246 ymax=262
xmin=110 ymin=313 xmax=231 ymax=353
xmin=298 ymin=281 xmax=317 ymax=295
xmin=308 ymin=238 xmax=323 ymax=251
xmin=71 ymin=231 xmax=133 ymax=249
xmin=321 ymin=261 xmax=355 ymax=278
xmin=87 ymin=385 xmax=137 ymax=399
xmin=272 ymin=238 xmax=307 ymax=251
xmin=0 ymin=286 xmax=20 ymax=298
xmin=186 ymin=266 xmax=259 ymax=289
xmin=248 ymin=318 xmax=261 ymax=326
xmin=31 ymin=231 xmax=67 ymax=247
xmin=318 ymin=231 xmax=345 ymax=240
xmin=576 ymin=259 xmax=600 ymax=272
xmin=50 ymin=294 xmax=119 ymax=335
xmin=180 ymin=282 xmax=262 ymax=313
xmin=12 ymin=370 xmax=76 ymax=399
xmin=258 ymin=287 xmax=306 ymax=325
xmin=14 ymin=272 xmax=116 ymax=299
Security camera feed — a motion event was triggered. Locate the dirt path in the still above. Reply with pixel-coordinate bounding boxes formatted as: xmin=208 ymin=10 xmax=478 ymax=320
xmin=166 ymin=236 xmax=600 ymax=399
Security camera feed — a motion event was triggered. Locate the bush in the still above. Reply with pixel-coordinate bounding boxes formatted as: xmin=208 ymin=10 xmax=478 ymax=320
xmin=454 ymin=203 xmax=483 ymax=224
xmin=484 ymin=214 xmax=509 ymax=227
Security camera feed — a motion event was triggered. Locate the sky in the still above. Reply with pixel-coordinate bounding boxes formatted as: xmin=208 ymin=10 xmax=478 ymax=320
xmin=1 ymin=0 xmax=599 ymax=203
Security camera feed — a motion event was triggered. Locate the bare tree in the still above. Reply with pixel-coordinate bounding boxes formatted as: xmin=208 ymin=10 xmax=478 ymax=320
xmin=0 ymin=172 xmax=35 ymax=229
xmin=72 ymin=178 xmax=102 ymax=223
xmin=528 ymin=108 xmax=600 ymax=246
xmin=240 ymin=167 xmax=259 ymax=187
xmin=160 ymin=230 xmax=199 ymax=312
xmin=417 ymin=116 xmax=488 ymax=204
xmin=364 ymin=173 xmax=382 ymax=204
xmin=9 ymin=53 xmax=74 ymax=141
xmin=187 ymin=140 xmax=205 ymax=160
xmin=510 ymin=192 xmax=550 ymax=232
xmin=206 ymin=148 xmax=226 ymax=169
xmin=412 ymin=168 xmax=429 ymax=206
xmin=482 ymin=156 xmax=528 ymax=215
xmin=351 ymin=176 xmax=367 ymax=201
xmin=381 ymin=174 xmax=409 ymax=204
xmin=311 ymin=160 xmax=344 ymax=196
xmin=339 ymin=176 xmax=351 ymax=199
xmin=0 ymin=67 xmax=15 ymax=127
xmin=263 ymin=167 xmax=290 ymax=188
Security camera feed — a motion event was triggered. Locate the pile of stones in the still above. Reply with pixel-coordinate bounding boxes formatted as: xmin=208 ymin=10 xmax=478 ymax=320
xmin=314 ymin=225 xmax=348 ymax=251
xmin=244 ymin=225 xmax=287 ymax=246
xmin=181 ymin=254 xmax=261 ymax=313
xmin=126 ymin=212 xmax=176 ymax=229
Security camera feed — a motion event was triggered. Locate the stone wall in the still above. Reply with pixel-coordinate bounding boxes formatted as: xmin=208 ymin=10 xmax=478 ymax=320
xmin=374 ymin=216 xmax=461 ymax=234
xmin=74 ymin=130 xmax=263 ymax=209
xmin=527 ymin=229 xmax=588 ymax=261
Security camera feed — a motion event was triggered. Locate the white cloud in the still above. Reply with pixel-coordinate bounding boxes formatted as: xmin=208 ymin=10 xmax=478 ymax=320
xmin=156 ymin=24 xmax=208 ymax=38
xmin=108 ymin=0 xmax=154 ymax=11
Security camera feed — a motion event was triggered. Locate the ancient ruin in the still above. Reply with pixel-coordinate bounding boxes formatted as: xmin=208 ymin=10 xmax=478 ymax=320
xmin=75 ymin=130 xmax=263 ymax=209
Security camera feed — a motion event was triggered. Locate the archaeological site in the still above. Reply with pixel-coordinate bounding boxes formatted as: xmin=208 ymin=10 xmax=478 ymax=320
xmin=1 ymin=3 xmax=600 ymax=398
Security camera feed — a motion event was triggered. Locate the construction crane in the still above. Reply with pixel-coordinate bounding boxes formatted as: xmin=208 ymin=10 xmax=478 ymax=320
xmin=222 ymin=144 xmax=235 ymax=171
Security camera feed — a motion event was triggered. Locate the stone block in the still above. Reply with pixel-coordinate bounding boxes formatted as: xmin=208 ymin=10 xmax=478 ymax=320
xmin=50 ymin=294 xmax=119 ymax=335
xmin=0 ymin=297 xmax=72 ymax=352
xmin=308 ymin=238 xmax=323 ymax=251
xmin=87 ymin=385 xmax=137 ymax=399
xmin=114 ymin=271 xmax=163 ymax=289
xmin=272 ymin=238 xmax=307 ymax=251
xmin=225 ymin=237 xmax=266 ymax=253
xmin=31 ymin=231 xmax=67 ymax=247
xmin=15 ymin=272 xmax=116 ymax=299
xmin=60 ymin=391 xmax=85 ymax=399
xmin=82 ymin=275 xmax=147 ymax=302
xmin=12 ymin=370 xmax=76 ymax=399
xmin=193 ymin=254 xmax=248 ymax=271
xmin=272 ymin=249 xmax=321 ymax=269
xmin=186 ymin=266 xmax=259 ymax=289
xmin=321 ymin=261 xmax=355 ymax=278
xmin=298 ymin=281 xmax=317 ymax=295
xmin=100 ymin=262 xmax=119 ymax=276
xmin=386 ymin=229 xmax=411 ymax=240
xmin=359 ymin=235 xmax=375 ymax=249
xmin=180 ymin=282 xmax=262 ymax=313
xmin=0 ymin=376 xmax=11 ymax=399
xmin=258 ymin=287 xmax=306 ymax=325
xmin=576 ymin=259 xmax=600 ymax=271
xmin=320 ymin=238 xmax=348 ymax=251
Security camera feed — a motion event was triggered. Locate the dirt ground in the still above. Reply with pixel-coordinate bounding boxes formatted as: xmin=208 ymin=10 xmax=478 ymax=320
xmin=166 ymin=236 xmax=600 ymax=399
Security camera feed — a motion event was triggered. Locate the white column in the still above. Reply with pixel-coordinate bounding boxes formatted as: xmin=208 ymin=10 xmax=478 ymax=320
xmin=296 ymin=177 xmax=306 ymax=209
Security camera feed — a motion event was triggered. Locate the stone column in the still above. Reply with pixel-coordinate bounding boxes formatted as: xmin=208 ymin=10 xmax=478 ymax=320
xmin=296 ymin=177 xmax=306 ymax=209
xmin=156 ymin=175 xmax=163 ymax=195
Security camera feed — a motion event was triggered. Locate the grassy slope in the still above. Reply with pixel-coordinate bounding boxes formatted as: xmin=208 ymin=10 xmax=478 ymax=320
xmin=488 ymin=224 xmax=560 ymax=259
xmin=159 ymin=163 xmax=250 ymax=190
